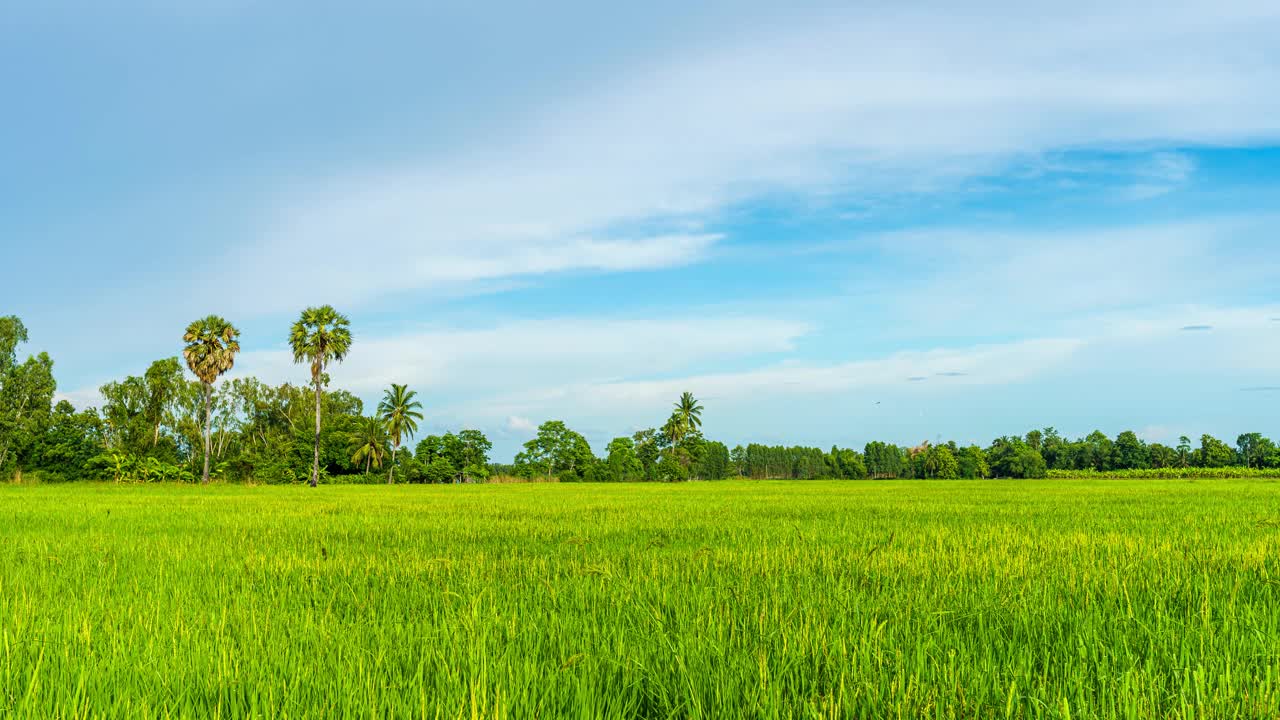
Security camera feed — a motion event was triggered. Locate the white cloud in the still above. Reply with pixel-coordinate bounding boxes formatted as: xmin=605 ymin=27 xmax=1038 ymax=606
xmin=504 ymin=415 xmax=536 ymax=434
xmin=53 ymin=301 xmax=1280 ymax=456
xmin=479 ymin=337 xmax=1087 ymax=420
xmin=33 ymin=1 xmax=1280 ymax=455
xmin=861 ymin=216 xmax=1280 ymax=336
xmin=54 ymin=387 xmax=104 ymax=410
xmin=225 ymin=1 xmax=1280 ymax=311
xmin=456 ymin=302 xmax=1280 ymax=452
xmin=228 ymin=313 xmax=812 ymax=396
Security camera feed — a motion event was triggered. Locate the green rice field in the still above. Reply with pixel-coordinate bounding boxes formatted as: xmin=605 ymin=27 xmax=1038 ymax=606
xmin=2 ymin=479 xmax=1279 ymax=718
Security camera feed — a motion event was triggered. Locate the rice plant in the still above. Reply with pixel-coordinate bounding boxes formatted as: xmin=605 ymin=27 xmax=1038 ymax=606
xmin=1 ymin=479 xmax=1277 ymax=718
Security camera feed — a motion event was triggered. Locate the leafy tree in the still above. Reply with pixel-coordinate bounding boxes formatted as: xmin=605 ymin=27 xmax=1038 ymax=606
xmin=35 ymin=401 xmax=104 ymax=481
xmin=1265 ymin=443 xmax=1280 ymax=469
xmin=182 ymin=316 xmax=240 ymax=484
xmin=729 ymin=444 xmax=746 ymax=477
xmin=289 ymin=306 xmax=352 ymax=487
xmin=1197 ymin=434 xmax=1234 ymax=468
xmin=1082 ymin=431 xmax=1114 ymax=472
xmin=409 ymin=430 xmax=494 ymax=483
xmin=656 ymin=447 xmax=691 ymax=482
xmin=922 ymin=445 xmax=960 ymax=479
xmin=1236 ymin=433 xmax=1273 ymax=469
xmin=828 ymin=446 xmax=867 ymax=480
xmin=986 ymin=437 xmax=1047 ymax=479
xmin=454 ymin=430 xmax=493 ymax=482
xmin=1039 ymin=427 xmax=1067 ymax=469
xmin=0 ymin=351 xmax=56 ymax=475
xmin=0 ymin=317 xmax=43 ymax=475
xmin=377 ymin=383 xmax=423 ymax=484
xmin=99 ymin=375 xmax=147 ymax=454
xmin=514 ymin=420 xmax=593 ymax=480
xmin=1148 ymin=443 xmax=1177 ymax=469
xmin=0 ymin=316 xmax=28 ymax=377
xmin=864 ymin=442 xmax=905 ymax=479
xmin=143 ymin=357 xmax=185 ymax=449
xmin=604 ymin=436 xmax=643 ymax=482
xmin=415 ymin=435 xmax=446 ymax=463
xmin=1011 ymin=448 xmax=1048 ymax=478
xmin=957 ymin=445 xmax=989 ymax=478
xmin=695 ymin=440 xmax=731 ymax=480
xmin=1025 ymin=429 xmax=1043 ymax=452
xmin=633 ymin=429 xmax=662 ymax=481
xmin=425 ymin=456 xmax=456 ymax=484
xmin=1112 ymin=430 xmax=1149 ymax=470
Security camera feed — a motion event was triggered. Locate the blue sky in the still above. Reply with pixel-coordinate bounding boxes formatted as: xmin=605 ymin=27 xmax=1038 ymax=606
xmin=4 ymin=1 xmax=1279 ymax=459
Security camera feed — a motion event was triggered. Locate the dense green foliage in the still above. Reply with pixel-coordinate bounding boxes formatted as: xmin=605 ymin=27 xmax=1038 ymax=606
xmin=2 ymin=313 xmax=1279 ymax=484
xmin=2 ymin=480 xmax=1278 ymax=717
xmin=1048 ymin=467 xmax=1280 ymax=479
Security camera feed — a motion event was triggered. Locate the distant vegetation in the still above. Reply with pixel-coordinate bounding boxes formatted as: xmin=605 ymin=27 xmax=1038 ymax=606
xmin=2 ymin=312 xmax=1278 ymax=484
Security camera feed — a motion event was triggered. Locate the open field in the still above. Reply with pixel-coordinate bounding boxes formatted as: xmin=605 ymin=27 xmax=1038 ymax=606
xmin=2 ymin=480 xmax=1279 ymax=718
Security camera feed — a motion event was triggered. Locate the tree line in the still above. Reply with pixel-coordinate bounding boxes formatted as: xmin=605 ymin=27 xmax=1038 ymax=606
xmin=0 ymin=311 xmax=491 ymax=485
xmin=2 ymin=312 xmax=1278 ymax=484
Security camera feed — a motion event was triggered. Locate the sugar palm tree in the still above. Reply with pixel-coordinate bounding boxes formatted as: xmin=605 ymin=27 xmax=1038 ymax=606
xmin=182 ymin=315 xmax=240 ymax=484
xmin=349 ymin=416 xmax=390 ymax=476
xmin=289 ymin=305 xmax=352 ymax=487
xmin=377 ymin=383 xmax=423 ymax=484
xmin=671 ymin=391 xmax=704 ymax=443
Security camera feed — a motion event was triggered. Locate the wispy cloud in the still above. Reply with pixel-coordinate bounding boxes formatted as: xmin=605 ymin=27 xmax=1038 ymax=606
xmin=482 ymin=337 xmax=1087 ymax=420
xmin=860 ymin=217 xmax=1280 ymax=338
xmin=54 ymin=387 xmax=105 ymax=410
xmin=229 ymin=314 xmax=812 ymax=396
xmin=1117 ymin=151 xmax=1197 ymax=200
xmin=221 ymin=2 xmax=1280 ymax=312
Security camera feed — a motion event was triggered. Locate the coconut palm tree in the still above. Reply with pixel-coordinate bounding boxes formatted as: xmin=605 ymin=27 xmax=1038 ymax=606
xmin=671 ymin=391 xmax=704 ymax=443
xmin=349 ymin=416 xmax=390 ymax=476
xmin=289 ymin=305 xmax=352 ymax=487
xmin=182 ymin=315 xmax=240 ymax=484
xmin=662 ymin=413 xmax=684 ymax=446
xmin=377 ymin=383 xmax=423 ymax=484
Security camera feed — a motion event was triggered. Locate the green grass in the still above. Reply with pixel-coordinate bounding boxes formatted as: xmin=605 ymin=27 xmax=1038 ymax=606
xmin=2 ymin=480 xmax=1279 ymax=719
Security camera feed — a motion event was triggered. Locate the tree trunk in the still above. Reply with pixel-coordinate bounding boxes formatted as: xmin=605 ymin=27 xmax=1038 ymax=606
xmin=201 ymin=383 xmax=212 ymax=484
xmin=0 ymin=393 xmax=32 ymax=472
xmin=388 ymin=442 xmax=398 ymax=484
xmin=311 ymin=377 xmax=321 ymax=487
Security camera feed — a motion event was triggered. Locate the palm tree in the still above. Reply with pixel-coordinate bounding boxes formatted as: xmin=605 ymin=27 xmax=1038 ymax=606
xmin=349 ymin=416 xmax=390 ymax=476
xmin=671 ymin=391 xmax=704 ymax=443
xmin=377 ymin=383 xmax=423 ymax=484
xmin=182 ymin=315 xmax=241 ymax=484
xmin=289 ymin=305 xmax=353 ymax=487
xmin=662 ymin=413 xmax=683 ymax=446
